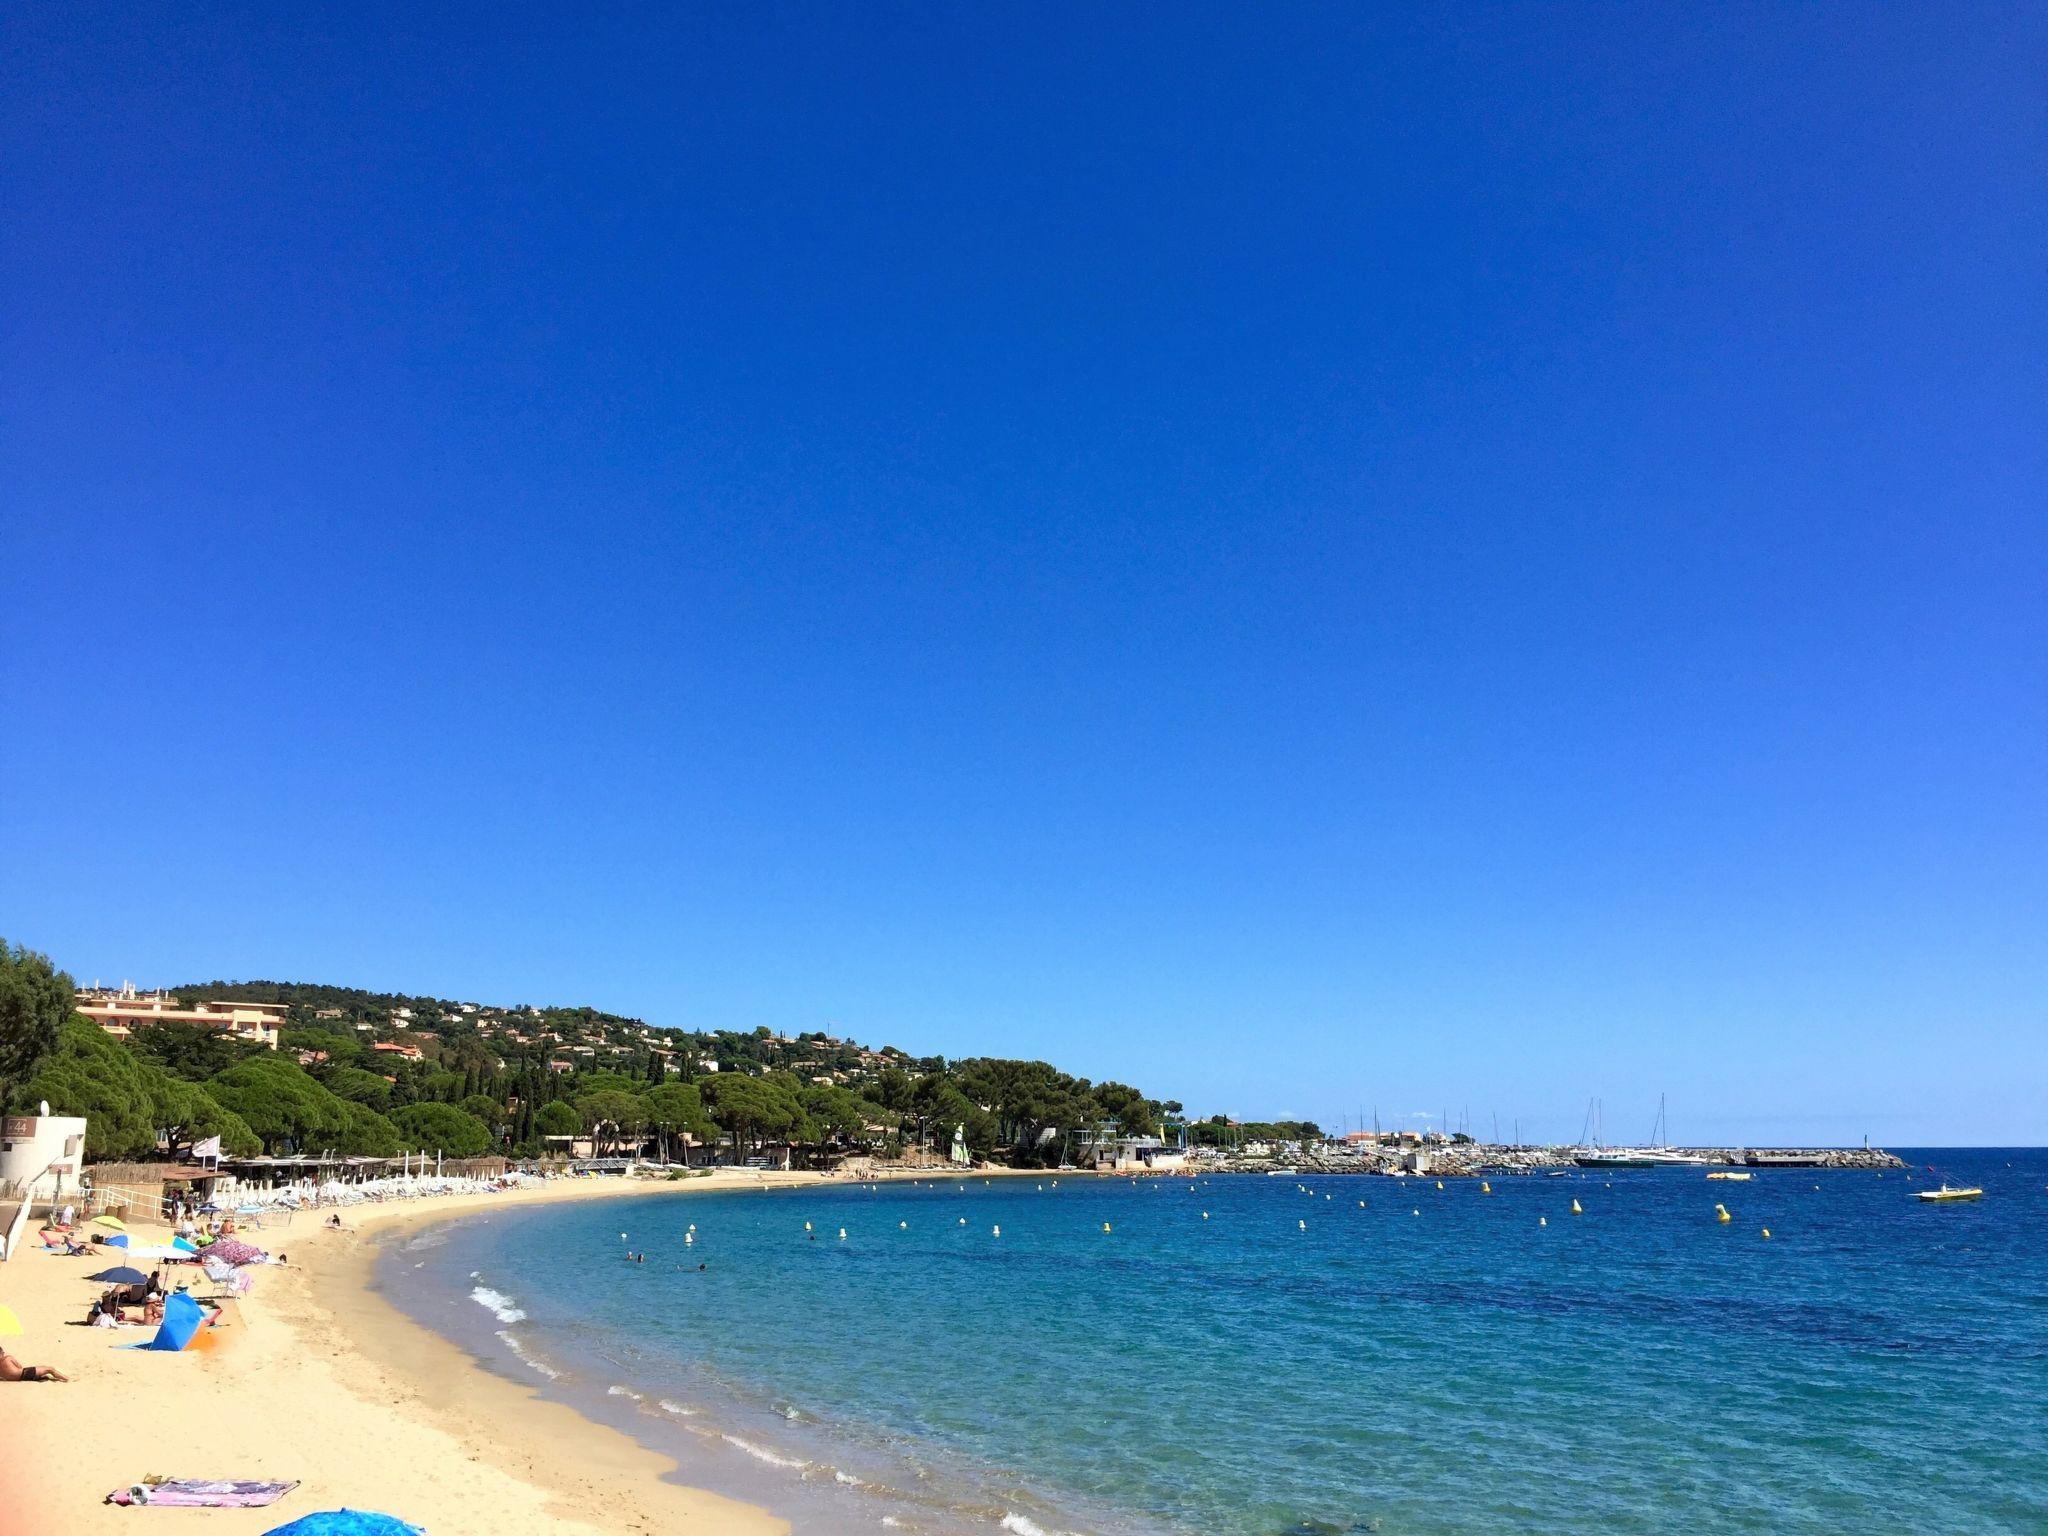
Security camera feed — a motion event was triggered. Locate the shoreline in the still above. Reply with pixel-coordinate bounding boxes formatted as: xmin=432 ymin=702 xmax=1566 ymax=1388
xmin=2 ymin=1167 xmax=1041 ymax=1536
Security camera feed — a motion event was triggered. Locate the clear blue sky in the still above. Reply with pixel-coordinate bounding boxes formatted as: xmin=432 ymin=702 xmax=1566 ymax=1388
xmin=4 ymin=6 xmax=2042 ymax=1145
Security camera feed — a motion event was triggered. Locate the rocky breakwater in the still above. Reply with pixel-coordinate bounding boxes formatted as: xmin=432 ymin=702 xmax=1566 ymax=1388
xmin=1194 ymin=1143 xmax=1905 ymax=1176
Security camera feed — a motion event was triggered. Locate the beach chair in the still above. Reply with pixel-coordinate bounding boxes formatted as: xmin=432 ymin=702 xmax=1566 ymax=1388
xmin=197 ymin=1255 xmax=244 ymax=1301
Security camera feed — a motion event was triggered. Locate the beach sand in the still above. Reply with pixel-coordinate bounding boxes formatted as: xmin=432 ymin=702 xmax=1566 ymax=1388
xmin=0 ymin=1169 xmax=947 ymax=1536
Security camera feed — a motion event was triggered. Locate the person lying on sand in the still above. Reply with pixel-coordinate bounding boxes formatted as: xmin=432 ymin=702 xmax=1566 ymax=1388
xmin=0 ymin=1350 xmax=68 ymax=1383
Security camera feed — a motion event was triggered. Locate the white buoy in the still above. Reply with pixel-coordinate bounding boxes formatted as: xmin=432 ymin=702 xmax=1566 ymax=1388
xmin=1298 ymin=1219 xmax=1306 ymax=1230
xmin=992 ymin=1225 xmax=1001 ymax=1237
xmin=804 ymin=1221 xmax=812 ymax=1232
xmin=1540 ymin=1216 xmax=1548 ymax=1227
xmin=899 ymin=1220 xmax=907 ymax=1229
xmin=958 ymin=1217 xmax=966 ymax=1225
xmin=838 ymin=1228 xmax=847 ymax=1240
xmin=1202 ymin=1211 xmax=1209 ymax=1219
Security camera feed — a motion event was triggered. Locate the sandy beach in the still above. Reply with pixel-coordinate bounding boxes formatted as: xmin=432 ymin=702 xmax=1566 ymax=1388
xmin=0 ymin=1169 xmax=949 ymax=1536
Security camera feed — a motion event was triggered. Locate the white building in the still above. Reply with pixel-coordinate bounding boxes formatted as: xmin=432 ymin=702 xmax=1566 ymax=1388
xmin=2 ymin=1109 xmax=88 ymax=1258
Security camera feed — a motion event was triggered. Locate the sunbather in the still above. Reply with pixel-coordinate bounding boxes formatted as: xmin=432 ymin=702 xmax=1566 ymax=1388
xmin=0 ymin=1350 xmax=67 ymax=1383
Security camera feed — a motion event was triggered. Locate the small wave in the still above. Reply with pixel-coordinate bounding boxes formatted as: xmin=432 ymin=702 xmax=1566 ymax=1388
xmin=471 ymin=1286 xmax=525 ymax=1323
xmin=607 ymin=1385 xmax=645 ymax=1401
xmin=657 ymin=1399 xmax=696 ymax=1417
xmin=833 ymin=1468 xmax=866 ymax=1486
xmin=999 ymin=1517 xmax=1057 ymax=1536
xmin=721 ymin=1434 xmax=809 ymax=1471
xmin=494 ymin=1330 xmax=560 ymax=1379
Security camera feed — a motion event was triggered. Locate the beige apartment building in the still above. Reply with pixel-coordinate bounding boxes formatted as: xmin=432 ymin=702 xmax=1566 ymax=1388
xmin=75 ymin=983 xmax=285 ymax=1049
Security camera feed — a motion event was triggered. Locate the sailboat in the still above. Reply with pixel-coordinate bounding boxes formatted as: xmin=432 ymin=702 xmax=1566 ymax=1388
xmin=1573 ymin=1095 xmax=1708 ymax=1168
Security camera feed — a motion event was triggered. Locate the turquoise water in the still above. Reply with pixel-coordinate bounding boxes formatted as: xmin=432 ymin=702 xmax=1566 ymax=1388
xmin=387 ymin=1149 xmax=2048 ymax=1534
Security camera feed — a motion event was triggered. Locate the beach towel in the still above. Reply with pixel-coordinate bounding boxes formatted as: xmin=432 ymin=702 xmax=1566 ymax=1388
xmin=205 ymin=1236 xmax=267 ymax=1266
xmin=107 ymin=1479 xmax=300 ymax=1508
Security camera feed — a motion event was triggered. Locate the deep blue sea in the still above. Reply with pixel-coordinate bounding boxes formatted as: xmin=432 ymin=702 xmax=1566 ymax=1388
xmin=382 ymin=1149 xmax=2048 ymax=1535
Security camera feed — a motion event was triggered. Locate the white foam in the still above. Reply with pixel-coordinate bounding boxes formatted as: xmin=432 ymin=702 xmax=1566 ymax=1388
xmin=721 ymin=1434 xmax=808 ymax=1471
xmin=494 ymin=1330 xmax=560 ymax=1379
xmin=999 ymin=1517 xmax=1055 ymax=1536
xmin=471 ymin=1286 xmax=525 ymax=1323
xmin=833 ymin=1468 xmax=866 ymax=1486
xmin=657 ymin=1399 xmax=696 ymax=1417
xmin=607 ymin=1385 xmax=645 ymax=1401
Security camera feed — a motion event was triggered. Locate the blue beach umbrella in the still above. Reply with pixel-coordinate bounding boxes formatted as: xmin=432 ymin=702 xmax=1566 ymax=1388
xmin=105 ymin=1234 xmax=130 ymax=1248
xmin=88 ymin=1266 xmax=148 ymax=1285
xmin=263 ymin=1513 xmax=424 ymax=1536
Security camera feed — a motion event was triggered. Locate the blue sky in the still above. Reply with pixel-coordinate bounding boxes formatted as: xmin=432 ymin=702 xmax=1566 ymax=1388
xmin=3 ymin=6 xmax=2042 ymax=1144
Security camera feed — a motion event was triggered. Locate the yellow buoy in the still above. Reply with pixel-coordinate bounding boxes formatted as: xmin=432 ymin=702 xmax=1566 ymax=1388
xmin=1481 ymin=1182 xmax=1491 ymax=1194
xmin=1715 ymin=1203 xmax=1731 ymax=1224
xmin=1102 ymin=1222 xmax=1111 ymax=1233
xmin=803 ymin=1221 xmax=812 ymax=1232
xmin=1571 ymin=1199 xmax=1583 ymax=1215
xmin=1435 ymin=1181 xmax=1444 ymax=1190
xmin=1761 ymin=1227 xmax=1772 ymax=1239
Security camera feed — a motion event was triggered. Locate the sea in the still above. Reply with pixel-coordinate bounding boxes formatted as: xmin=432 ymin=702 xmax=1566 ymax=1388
xmin=378 ymin=1148 xmax=2047 ymax=1535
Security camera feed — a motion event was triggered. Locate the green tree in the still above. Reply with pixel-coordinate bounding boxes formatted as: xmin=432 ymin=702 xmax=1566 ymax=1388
xmin=129 ymin=1021 xmax=260 ymax=1080
xmin=5 ymin=1017 xmax=261 ymax=1160
xmin=576 ymin=1089 xmax=648 ymax=1156
xmin=208 ymin=1055 xmax=353 ymax=1154
xmin=323 ymin=1066 xmax=395 ymax=1112
xmin=534 ymin=1100 xmax=581 ymax=1138
xmin=0 ymin=940 xmax=75 ymax=1098
xmin=644 ymin=1081 xmax=717 ymax=1163
xmin=153 ymin=1076 xmax=262 ymax=1160
xmin=701 ymin=1073 xmax=803 ymax=1158
xmin=460 ymin=1093 xmax=505 ymax=1129
xmin=1092 ymin=1081 xmax=1160 ymax=1139
xmin=336 ymin=1100 xmax=404 ymax=1157
xmin=391 ymin=1102 xmax=493 ymax=1157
